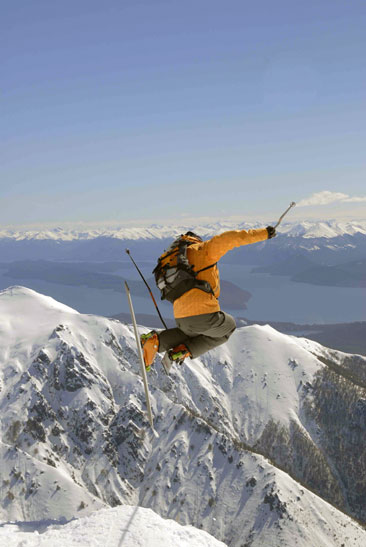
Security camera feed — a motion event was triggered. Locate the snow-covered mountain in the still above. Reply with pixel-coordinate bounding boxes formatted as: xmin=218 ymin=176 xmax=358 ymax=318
xmin=1 ymin=286 xmax=366 ymax=546
xmin=1 ymin=219 xmax=366 ymax=241
xmin=279 ymin=219 xmax=366 ymax=238
xmin=0 ymin=222 xmax=260 ymax=242
xmin=1 ymin=220 xmax=366 ymax=264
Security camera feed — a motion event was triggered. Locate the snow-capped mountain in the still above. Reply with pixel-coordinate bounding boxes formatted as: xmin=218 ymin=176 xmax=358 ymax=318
xmin=1 ymin=219 xmax=366 ymax=241
xmin=1 ymin=286 xmax=366 ymax=546
xmin=1 ymin=220 xmax=366 ymax=264
xmin=279 ymin=219 xmax=366 ymax=238
xmin=0 ymin=222 xmax=261 ymax=242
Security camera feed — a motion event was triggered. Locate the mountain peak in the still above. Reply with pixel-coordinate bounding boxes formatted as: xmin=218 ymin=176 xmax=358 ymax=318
xmin=0 ymin=285 xmax=79 ymax=315
xmin=1 ymin=288 xmax=366 ymax=545
xmin=0 ymin=286 xmax=79 ymax=352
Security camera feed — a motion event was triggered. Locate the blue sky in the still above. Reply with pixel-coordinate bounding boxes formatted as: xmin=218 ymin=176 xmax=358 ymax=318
xmin=1 ymin=0 xmax=366 ymax=227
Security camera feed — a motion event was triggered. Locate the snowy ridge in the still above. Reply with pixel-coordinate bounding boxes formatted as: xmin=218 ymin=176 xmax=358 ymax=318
xmin=1 ymin=287 xmax=366 ymax=546
xmin=1 ymin=219 xmax=366 ymax=241
xmin=278 ymin=219 xmax=366 ymax=238
xmin=0 ymin=222 xmax=260 ymax=242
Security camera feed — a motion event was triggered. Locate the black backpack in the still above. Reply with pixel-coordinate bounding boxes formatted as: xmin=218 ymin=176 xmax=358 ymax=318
xmin=153 ymin=234 xmax=216 ymax=303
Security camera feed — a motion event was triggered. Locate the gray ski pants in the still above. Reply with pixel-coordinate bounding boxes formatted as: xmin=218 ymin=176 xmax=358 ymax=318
xmin=158 ymin=311 xmax=236 ymax=358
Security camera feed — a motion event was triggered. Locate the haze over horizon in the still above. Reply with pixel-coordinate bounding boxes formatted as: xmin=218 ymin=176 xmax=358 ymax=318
xmin=1 ymin=206 xmax=366 ymax=232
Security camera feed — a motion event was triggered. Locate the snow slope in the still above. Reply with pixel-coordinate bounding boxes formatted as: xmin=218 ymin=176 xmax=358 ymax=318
xmin=1 ymin=286 xmax=366 ymax=546
xmin=0 ymin=505 xmax=226 ymax=547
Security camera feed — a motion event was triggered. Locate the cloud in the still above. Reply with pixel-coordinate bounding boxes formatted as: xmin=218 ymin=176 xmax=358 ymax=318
xmin=344 ymin=196 xmax=366 ymax=203
xmin=297 ymin=191 xmax=366 ymax=207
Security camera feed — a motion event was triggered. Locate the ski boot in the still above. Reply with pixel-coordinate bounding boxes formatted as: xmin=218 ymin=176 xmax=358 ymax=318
xmin=162 ymin=344 xmax=192 ymax=374
xmin=140 ymin=331 xmax=159 ymax=372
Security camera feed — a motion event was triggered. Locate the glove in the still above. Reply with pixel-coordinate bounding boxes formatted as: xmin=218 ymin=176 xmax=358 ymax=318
xmin=266 ymin=226 xmax=276 ymax=239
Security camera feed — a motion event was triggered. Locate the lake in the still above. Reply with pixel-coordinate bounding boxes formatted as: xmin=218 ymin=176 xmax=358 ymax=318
xmin=219 ymin=265 xmax=366 ymax=324
xmin=0 ymin=263 xmax=365 ymax=324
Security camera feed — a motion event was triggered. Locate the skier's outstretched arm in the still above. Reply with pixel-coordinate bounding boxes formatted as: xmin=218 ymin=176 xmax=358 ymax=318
xmin=198 ymin=227 xmax=272 ymax=263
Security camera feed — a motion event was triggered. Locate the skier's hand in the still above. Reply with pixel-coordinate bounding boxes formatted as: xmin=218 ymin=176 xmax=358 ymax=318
xmin=266 ymin=226 xmax=276 ymax=239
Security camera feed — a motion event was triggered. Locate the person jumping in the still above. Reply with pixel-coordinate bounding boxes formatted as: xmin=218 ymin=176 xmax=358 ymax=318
xmin=141 ymin=225 xmax=276 ymax=372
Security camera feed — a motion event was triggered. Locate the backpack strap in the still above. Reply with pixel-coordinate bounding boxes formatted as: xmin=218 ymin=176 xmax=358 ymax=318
xmin=193 ymin=262 xmax=218 ymax=298
xmin=196 ymin=262 xmax=217 ymax=274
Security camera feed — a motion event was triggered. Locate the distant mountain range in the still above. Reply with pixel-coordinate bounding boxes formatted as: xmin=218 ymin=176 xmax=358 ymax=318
xmin=2 ymin=219 xmax=366 ymax=241
xmin=1 ymin=220 xmax=366 ymax=264
xmin=1 ymin=286 xmax=366 ymax=546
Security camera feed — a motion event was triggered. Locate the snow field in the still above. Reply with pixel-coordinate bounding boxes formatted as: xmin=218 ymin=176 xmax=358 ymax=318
xmin=0 ymin=505 xmax=227 ymax=546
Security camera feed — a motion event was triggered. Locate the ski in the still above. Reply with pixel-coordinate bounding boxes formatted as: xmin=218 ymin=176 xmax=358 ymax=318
xmin=161 ymin=352 xmax=174 ymax=374
xmin=161 ymin=352 xmax=187 ymax=375
xmin=124 ymin=281 xmax=155 ymax=430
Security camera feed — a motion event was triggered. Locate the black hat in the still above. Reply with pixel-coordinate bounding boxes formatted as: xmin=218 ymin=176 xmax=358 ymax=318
xmin=185 ymin=231 xmax=202 ymax=241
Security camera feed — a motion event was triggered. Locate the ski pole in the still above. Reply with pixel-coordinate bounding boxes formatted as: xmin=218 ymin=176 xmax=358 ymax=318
xmin=274 ymin=201 xmax=296 ymax=229
xmin=125 ymin=249 xmax=168 ymax=330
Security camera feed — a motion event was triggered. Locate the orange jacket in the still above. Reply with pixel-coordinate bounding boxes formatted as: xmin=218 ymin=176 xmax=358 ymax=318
xmin=173 ymin=228 xmax=268 ymax=318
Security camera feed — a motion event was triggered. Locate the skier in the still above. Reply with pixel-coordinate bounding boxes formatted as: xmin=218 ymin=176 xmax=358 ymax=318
xmin=141 ymin=225 xmax=276 ymax=371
